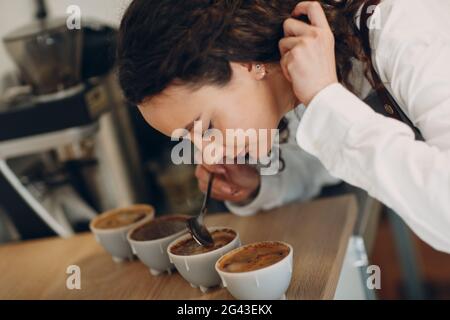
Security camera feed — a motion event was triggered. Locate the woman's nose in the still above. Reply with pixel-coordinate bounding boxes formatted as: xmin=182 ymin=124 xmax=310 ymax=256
xmin=192 ymin=138 xmax=225 ymax=165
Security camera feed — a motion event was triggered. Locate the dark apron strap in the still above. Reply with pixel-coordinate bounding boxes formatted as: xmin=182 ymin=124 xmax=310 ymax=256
xmin=359 ymin=0 xmax=425 ymax=141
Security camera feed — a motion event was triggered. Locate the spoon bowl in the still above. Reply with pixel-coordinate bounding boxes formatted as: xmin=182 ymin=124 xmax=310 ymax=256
xmin=187 ymin=215 xmax=214 ymax=246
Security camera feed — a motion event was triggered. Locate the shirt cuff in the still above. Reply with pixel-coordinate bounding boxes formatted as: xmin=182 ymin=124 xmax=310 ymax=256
xmin=225 ymin=174 xmax=283 ymax=217
xmin=297 ymin=83 xmax=376 ymax=162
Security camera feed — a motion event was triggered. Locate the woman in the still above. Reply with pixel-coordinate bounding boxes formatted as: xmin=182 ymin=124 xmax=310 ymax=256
xmin=117 ymin=0 xmax=450 ymax=253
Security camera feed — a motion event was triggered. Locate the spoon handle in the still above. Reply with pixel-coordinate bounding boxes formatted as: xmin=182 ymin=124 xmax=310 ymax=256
xmin=200 ymin=173 xmax=215 ymax=217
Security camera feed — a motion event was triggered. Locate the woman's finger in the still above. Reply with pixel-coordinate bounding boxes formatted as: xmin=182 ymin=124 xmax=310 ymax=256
xmin=283 ymin=18 xmax=314 ymax=37
xmin=292 ymin=1 xmax=330 ymax=28
xmin=198 ymin=174 xmax=237 ymax=195
xmin=195 ymin=165 xmax=210 ymax=183
xmin=195 ymin=165 xmax=226 ymax=187
xmin=211 ymin=189 xmax=248 ymax=203
xmin=198 ymin=179 xmax=229 ymax=200
xmin=199 ymin=163 xmax=227 ymax=175
xmin=198 ymin=182 xmax=241 ymax=202
xmin=279 ymin=36 xmax=300 ymax=56
xmin=280 ymin=50 xmax=293 ymax=82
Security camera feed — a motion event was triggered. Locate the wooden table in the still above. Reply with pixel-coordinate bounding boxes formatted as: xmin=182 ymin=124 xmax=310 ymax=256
xmin=0 ymin=195 xmax=357 ymax=300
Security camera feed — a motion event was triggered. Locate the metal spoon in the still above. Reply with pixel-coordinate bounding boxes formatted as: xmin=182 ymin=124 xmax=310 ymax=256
xmin=187 ymin=173 xmax=215 ymax=247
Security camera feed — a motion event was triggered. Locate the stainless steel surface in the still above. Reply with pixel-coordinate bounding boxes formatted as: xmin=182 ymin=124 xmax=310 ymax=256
xmin=94 ymin=72 xmax=150 ymax=208
xmin=0 ymin=158 xmax=73 ymax=237
xmin=188 ymin=173 xmax=214 ymax=246
xmin=0 ymin=124 xmax=98 ymax=159
xmin=3 ymin=17 xmax=83 ymax=95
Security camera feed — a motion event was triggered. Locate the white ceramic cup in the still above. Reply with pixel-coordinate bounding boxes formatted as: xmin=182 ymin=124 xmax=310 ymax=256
xmin=215 ymin=241 xmax=293 ymax=300
xmin=90 ymin=204 xmax=155 ymax=263
xmin=167 ymin=227 xmax=241 ymax=293
xmin=127 ymin=215 xmax=189 ymax=276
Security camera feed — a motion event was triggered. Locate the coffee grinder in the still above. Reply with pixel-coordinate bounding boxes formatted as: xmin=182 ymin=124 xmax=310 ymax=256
xmin=0 ymin=12 xmax=143 ymax=239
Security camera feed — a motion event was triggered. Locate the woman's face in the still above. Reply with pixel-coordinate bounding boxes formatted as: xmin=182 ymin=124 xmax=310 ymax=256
xmin=138 ymin=62 xmax=296 ymax=160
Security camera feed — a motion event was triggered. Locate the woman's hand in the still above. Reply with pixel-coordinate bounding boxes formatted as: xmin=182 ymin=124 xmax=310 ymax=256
xmin=279 ymin=1 xmax=338 ymax=106
xmin=195 ymin=164 xmax=261 ymax=205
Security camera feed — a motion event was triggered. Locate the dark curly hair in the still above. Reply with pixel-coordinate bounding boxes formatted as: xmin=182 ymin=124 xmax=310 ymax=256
xmin=117 ymin=0 xmax=371 ymax=106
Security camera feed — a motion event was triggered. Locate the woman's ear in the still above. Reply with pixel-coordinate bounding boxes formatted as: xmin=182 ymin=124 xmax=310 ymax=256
xmin=232 ymin=62 xmax=268 ymax=81
xmin=239 ymin=62 xmax=267 ymax=80
xmin=253 ymin=64 xmax=267 ymax=80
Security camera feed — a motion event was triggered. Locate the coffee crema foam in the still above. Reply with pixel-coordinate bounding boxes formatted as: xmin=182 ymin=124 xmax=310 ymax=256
xmin=219 ymin=242 xmax=290 ymax=273
xmin=130 ymin=216 xmax=188 ymax=241
xmin=94 ymin=211 xmax=150 ymax=230
xmin=170 ymin=229 xmax=236 ymax=256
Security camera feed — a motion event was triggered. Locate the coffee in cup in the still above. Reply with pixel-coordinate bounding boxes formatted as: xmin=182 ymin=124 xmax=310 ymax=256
xmin=90 ymin=204 xmax=155 ymax=263
xmin=170 ymin=228 xmax=236 ymax=256
xmin=127 ymin=215 xmax=190 ymax=276
xmin=167 ymin=227 xmax=241 ymax=293
xmin=93 ymin=210 xmax=149 ymax=230
xmin=216 ymin=241 xmax=293 ymax=300
xmin=130 ymin=215 xmax=189 ymax=241
xmin=217 ymin=241 xmax=290 ymax=273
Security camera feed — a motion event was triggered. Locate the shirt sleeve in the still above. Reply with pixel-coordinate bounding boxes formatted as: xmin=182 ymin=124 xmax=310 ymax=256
xmin=297 ymin=83 xmax=450 ymax=253
xmin=297 ymin=0 xmax=450 ymax=253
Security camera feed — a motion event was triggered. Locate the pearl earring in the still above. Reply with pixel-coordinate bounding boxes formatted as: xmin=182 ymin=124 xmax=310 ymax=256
xmin=255 ymin=64 xmax=266 ymax=77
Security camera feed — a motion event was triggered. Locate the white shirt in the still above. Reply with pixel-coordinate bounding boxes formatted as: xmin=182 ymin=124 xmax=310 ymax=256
xmin=298 ymin=0 xmax=450 ymax=253
xmin=228 ymin=0 xmax=450 ymax=253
